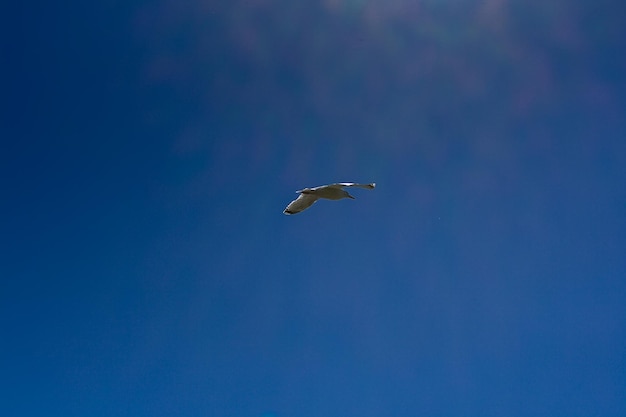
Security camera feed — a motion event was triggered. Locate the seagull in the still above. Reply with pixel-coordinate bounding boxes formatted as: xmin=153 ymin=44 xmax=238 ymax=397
xmin=283 ymin=182 xmax=376 ymax=215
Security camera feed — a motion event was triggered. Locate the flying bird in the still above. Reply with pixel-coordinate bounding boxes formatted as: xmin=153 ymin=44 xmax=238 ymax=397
xmin=283 ymin=182 xmax=376 ymax=215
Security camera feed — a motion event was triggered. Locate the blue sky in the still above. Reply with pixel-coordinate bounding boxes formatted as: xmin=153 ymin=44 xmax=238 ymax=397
xmin=2 ymin=1 xmax=626 ymax=416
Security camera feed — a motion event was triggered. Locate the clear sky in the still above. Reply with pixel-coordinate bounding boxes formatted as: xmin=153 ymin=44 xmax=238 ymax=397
xmin=2 ymin=1 xmax=625 ymax=416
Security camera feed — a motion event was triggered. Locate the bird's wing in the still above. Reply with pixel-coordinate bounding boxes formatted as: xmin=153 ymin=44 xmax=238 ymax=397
xmin=331 ymin=182 xmax=376 ymax=190
xmin=283 ymin=193 xmax=318 ymax=215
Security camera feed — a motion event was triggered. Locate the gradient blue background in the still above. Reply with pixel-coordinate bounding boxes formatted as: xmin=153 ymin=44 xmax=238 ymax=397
xmin=2 ymin=1 xmax=625 ymax=416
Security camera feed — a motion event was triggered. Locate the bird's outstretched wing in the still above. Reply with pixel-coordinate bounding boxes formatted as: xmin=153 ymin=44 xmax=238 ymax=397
xmin=283 ymin=193 xmax=318 ymax=215
xmin=331 ymin=182 xmax=376 ymax=190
